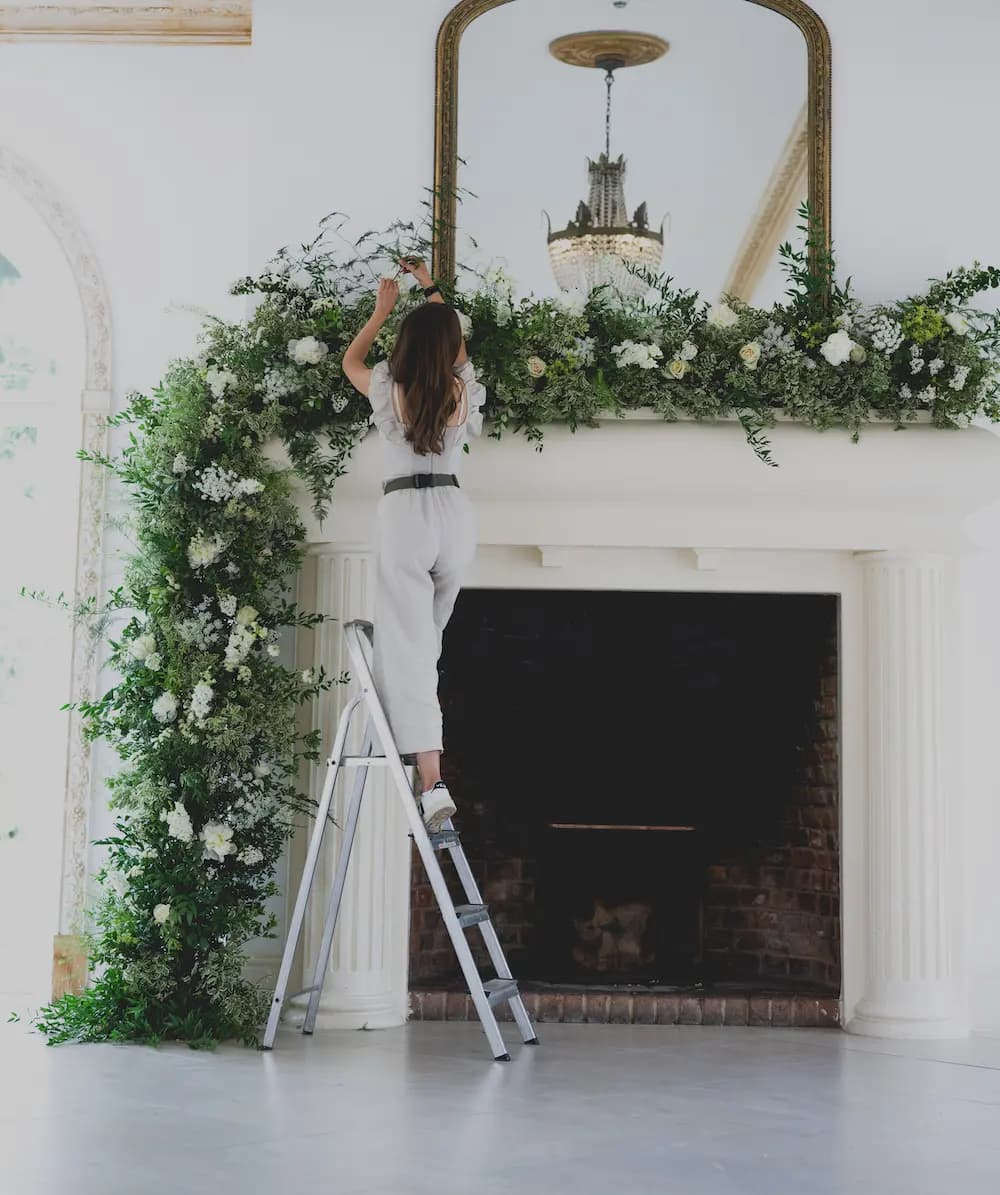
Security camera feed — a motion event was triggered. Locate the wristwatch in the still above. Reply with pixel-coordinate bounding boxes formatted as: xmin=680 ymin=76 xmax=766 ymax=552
xmin=422 ymin=284 xmax=441 ymax=298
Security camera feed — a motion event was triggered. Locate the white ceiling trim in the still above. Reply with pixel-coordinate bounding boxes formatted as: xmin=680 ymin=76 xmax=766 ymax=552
xmin=0 ymin=3 xmax=251 ymax=44
xmin=723 ymin=103 xmax=808 ymax=304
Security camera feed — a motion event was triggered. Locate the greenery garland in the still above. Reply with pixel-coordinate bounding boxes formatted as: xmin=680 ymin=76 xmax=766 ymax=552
xmin=34 ymin=207 xmax=1000 ymax=1047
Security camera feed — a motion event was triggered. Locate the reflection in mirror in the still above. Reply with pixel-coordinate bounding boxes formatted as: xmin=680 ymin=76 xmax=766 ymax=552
xmin=455 ymin=0 xmax=807 ymax=305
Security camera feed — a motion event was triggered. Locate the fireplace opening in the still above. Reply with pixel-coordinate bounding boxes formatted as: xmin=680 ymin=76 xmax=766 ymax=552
xmin=410 ymin=589 xmax=840 ymax=1017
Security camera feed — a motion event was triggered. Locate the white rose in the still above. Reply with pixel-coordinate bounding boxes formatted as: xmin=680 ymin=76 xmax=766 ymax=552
xmin=679 ymin=340 xmax=698 ymax=361
xmin=850 ymin=344 xmax=868 ymax=364
xmin=526 ymin=356 xmax=547 ymax=378
xmin=667 ymin=358 xmax=689 ymax=380
xmin=128 ymin=633 xmax=156 ymax=662
xmin=187 ymin=532 xmax=224 ymax=570
xmin=200 ymin=821 xmax=236 ymax=864
xmin=819 ymin=329 xmax=856 ymax=366
xmin=944 ymin=311 xmax=970 ymax=336
xmin=707 ymin=302 xmax=739 ymax=329
xmin=557 ymin=288 xmax=587 ymax=317
xmin=152 ymin=903 xmax=171 ymax=925
xmin=456 ymin=311 xmax=473 ymax=339
xmin=236 ymin=605 xmax=258 ymax=626
xmin=739 ymin=341 xmax=762 ymax=371
xmin=152 ymin=692 xmax=178 ymax=724
xmin=287 ymin=336 xmax=329 ymax=366
xmin=145 ymin=652 xmax=162 ymax=672
xmin=288 ymin=267 xmax=314 ymax=291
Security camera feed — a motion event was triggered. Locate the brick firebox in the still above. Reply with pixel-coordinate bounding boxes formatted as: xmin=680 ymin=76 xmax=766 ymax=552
xmin=409 ymin=590 xmax=841 ymax=1025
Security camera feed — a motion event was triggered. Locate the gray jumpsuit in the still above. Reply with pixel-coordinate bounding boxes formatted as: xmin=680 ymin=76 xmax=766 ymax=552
xmin=368 ymin=358 xmax=485 ymax=754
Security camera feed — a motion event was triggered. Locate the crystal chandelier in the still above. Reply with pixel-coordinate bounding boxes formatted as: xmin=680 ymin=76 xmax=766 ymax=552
xmin=546 ymin=33 xmax=668 ymax=297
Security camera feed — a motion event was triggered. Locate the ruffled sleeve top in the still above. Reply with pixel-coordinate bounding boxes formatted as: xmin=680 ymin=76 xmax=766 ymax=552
xmin=367 ymin=359 xmax=486 ymax=482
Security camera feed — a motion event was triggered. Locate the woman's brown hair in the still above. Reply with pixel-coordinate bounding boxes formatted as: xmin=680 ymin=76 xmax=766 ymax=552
xmin=388 ymin=303 xmax=464 ymax=456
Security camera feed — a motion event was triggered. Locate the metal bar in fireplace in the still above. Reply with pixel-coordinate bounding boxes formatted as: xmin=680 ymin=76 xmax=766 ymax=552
xmin=546 ymin=823 xmax=697 ymax=832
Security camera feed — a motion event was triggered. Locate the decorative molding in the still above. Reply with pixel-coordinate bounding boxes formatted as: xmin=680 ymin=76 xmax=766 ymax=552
xmin=723 ymin=103 xmax=808 ymax=303
xmin=548 ymin=30 xmax=669 ymax=71
xmin=0 ymin=3 xmax=251 ymax=44
xmin=0 ymin=144 xmax=113 ymax=983
xmin=433 ymin=0 xmax=831 ymax=286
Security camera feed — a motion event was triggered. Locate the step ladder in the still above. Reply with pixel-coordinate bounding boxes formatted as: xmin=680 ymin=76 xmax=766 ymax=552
xmin=261 ymin=619 xmax=538 ymax=1061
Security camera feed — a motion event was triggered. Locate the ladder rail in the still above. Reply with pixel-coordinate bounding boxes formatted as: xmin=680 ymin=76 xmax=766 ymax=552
xmin=261 ymin=690 xmax=364 ymax=1049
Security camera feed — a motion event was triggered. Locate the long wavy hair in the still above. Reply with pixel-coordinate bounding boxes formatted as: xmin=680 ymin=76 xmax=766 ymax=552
xmin=388 ymin=303 xmax=464 ymax=456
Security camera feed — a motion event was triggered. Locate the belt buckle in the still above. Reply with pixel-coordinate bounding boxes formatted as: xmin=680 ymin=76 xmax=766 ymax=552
xmin=414 ymin=474 xmax=432 ymax=490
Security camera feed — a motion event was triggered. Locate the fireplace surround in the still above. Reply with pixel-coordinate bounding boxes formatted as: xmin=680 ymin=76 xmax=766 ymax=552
xmin=279 ymin=414 xmax=1000 ymax=1039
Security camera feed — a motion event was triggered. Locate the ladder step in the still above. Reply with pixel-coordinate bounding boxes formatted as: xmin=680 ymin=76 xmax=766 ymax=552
xmin=428 ymin=829 xmax=461 ymax=850
xmin=455 ymin=903 xmax=490 ymax=929
xmin=482 ymin=978 xmax=519 ymax=1006
xmin=340 ymin=755 xmax=389 ymax=767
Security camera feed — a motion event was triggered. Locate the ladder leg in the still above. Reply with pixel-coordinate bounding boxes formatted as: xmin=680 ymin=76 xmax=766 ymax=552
xmin=447 ymin=823 xmax=538 ymax=1045
xmin=260 ymin=693 xmax=363 ymax=1049
xmin=411 ymin=829 xmax=511 ymax=1061
xmin=301 ymin=723 xmax=375 ymax=1035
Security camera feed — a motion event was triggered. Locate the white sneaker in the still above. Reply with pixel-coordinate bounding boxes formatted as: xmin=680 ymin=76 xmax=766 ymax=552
xmin=420 ymin=782 xmax=457 ymax=833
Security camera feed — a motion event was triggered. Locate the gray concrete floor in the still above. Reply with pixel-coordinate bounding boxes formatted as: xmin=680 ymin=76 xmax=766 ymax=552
xmin=3 ymin=1021 xmax=1000 ymax=1195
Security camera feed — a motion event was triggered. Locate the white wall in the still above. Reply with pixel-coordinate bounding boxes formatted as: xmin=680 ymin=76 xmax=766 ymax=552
xmin=0 ymin=41 xmax=251 ymax=901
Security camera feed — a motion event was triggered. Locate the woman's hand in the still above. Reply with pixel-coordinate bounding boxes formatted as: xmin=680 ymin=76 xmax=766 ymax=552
xmin=399 ymin=257 xmax=433 ymax=289
xmin=373 ymin=277 xmax=400 ymax=321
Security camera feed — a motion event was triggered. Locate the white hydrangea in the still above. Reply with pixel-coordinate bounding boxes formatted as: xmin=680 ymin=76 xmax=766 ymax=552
xmin=162 ymin=800 xmax=194 ymax=843
xmin=237 ymin=665 xmax=252 ymax=682
xmin=950 ymin=365 xmax=971 ymax=391
xmin=152 ymin=903 xmax=171 ymax=925
xmin=612 ymin=340 xmax=663 ymax=370
xmin=572 ymin=336 xmax=596 ymax=366
xmin=302 ymin=668 xmax=315 ymax=684
xmin=218 ymin=594 xmax=237 ymax=618
xmin=899 ymin=383 xmax=913 ymax=401
xmin=200 ymin=821 xmax=236 ymax=863
xmin=188 ymin=680 xmax=214 ymax=726
xmin=237 ymin=846 xmax=264 ymax=866
xmin=679 ymin=340 xmax=699 ymax=362
xmin=288 ymin=336 xmax=329 ymax=366
xmin=918 ymin=385 xmax=938 ymax=405
xmin=152 ymin=692 xmax=178 ymax=724
xmin=266 ymin=643 xmax=280 ymax=658
xmin=928 ymin=357 xmax=945 ymax=376
xmin=760 ymin=323 xmax=795 ymax=357
xmin=868 ymin=313 xmax=904 ymax=354
xmin=234 ymin=477 xmax=264 ymax=497
xmin=261 ymin=365 xmax=300 ymax=403
xmin=172 ymin=453 xmax=189 ymax=476
xmin=205 ymin=366 xmax=237 ymax=399
xmin=910 ymin=356 xmax=925 ymax=375
xmin=224 ymin=623 xmax=257 ymax=671
xmin=187 ymin=532 xmax=224 ymax=570
xmin=145 ymin=652 xmax=162 ymax=672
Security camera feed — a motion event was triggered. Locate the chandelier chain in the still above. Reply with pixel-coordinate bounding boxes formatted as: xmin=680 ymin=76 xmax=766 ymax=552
xmin=605 ymin=68 xmax=614 ymax=158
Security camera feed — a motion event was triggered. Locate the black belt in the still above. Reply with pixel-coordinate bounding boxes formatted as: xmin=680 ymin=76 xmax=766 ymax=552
xmin=383 ymin=474 xmax=459 ymax=495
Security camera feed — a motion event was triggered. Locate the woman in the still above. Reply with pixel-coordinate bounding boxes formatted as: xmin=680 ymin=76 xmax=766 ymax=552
xmin=341 ymin=259 xmax=484 ymax=832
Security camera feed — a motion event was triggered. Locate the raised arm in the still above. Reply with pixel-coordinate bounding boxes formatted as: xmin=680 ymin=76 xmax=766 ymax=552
xmin=341 ymin=277 xmax=399 ymax=398
xmin=400 ymin=258 xmax=469 ymax=366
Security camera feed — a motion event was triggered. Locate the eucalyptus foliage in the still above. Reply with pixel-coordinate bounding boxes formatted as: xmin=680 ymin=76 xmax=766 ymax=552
xmin=35 ymin=206 xmax=1000 ymax=1046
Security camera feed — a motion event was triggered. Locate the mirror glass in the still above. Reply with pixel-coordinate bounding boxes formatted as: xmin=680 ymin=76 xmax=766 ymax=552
xmin=456 ymin=0 xmax=808 ymax=305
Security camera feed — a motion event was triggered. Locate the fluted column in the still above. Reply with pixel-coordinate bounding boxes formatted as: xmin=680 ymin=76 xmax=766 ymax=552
xmin=290 ymin=547 xmax=411 ymax=1029
xmin=848 ymin=552 xmax=966 ymax=1038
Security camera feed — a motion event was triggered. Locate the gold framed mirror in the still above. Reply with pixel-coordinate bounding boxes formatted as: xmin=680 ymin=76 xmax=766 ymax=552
xmin=433 ymin=0 xmax=831 ymax=302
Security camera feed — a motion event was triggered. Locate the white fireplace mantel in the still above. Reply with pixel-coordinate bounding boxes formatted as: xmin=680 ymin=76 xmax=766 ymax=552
xmin=274 ymin=418 xmax=1000 ymax=1039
